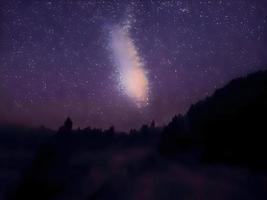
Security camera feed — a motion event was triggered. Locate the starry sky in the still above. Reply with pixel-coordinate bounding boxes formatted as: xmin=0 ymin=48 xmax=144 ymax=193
xmin=0 ymin=0 xmax=267 ymax=131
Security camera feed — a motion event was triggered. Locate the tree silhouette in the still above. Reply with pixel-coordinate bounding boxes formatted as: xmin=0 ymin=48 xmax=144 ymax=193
xmin=64 ymin=117 xmax=73 ymax=131
xmin=58 ymin=117 xmax=73 ymax=134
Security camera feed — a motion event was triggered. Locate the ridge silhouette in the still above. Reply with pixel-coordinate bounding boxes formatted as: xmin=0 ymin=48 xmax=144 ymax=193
xmin=160 ymin=70 xmax=267 ymax=169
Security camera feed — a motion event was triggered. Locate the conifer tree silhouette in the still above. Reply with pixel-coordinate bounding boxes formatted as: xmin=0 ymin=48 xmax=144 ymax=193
xmin=58 ymin=117 xmax=73 ymax=133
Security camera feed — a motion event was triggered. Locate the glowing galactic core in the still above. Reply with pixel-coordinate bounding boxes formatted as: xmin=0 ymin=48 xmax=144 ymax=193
xmin=109 ymin=21 xmax=149 ymax=107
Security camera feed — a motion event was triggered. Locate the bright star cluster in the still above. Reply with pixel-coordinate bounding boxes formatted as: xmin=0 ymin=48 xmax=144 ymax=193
xmin=109 ymin=18 xmax=149 ymax=107
xmin=0 ymin=0 xmax=267 ymax=131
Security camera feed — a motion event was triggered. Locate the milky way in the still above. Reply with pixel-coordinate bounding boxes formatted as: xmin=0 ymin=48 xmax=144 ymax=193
xmin=109 ymin=19 xmax=149 ymax=107
xmin=0 ymin=0 xmax=267 ymax=131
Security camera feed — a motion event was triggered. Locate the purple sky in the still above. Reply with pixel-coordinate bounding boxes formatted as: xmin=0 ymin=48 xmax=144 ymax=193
xmin=0 ymin=0 xmax=267 ymax=131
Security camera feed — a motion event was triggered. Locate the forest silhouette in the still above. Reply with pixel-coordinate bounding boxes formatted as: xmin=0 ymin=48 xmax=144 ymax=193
xmin=0 ymin=70 xmax=267 ymax=200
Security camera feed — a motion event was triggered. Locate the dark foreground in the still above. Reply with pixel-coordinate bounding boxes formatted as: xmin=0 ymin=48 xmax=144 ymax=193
xmin=1 ymin=70 xmax=267 ymax=200
xmin=0 ymin=129 xmax=266 ymax=200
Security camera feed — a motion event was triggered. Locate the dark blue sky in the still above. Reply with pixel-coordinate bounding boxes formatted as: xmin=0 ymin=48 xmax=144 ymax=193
xmin=0 ymin=0 xmax=267 ymax=131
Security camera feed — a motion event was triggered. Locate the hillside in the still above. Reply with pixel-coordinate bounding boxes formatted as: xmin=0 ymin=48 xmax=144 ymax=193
xmin=160 ymin=70 xmax=267 ymax=169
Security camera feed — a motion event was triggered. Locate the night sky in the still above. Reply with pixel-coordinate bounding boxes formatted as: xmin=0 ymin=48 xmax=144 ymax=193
xmin=0 ymin=0 xmax=267 ymax=131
